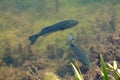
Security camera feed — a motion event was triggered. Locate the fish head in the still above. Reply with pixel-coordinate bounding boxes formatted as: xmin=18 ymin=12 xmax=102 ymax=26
xmin=58 ymin=20 xmax=79 ymax=30
xmin=69 ymin=33 xmax=74 ymax=41
xmin=68 ymin=20 xmax=79 ymax=27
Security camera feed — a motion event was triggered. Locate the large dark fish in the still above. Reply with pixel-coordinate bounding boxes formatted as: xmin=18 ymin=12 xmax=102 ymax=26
xmin=69 ymin=33 xmax=91 ymax=67
xmin=29 ymin=20 xmax=78 ymax=45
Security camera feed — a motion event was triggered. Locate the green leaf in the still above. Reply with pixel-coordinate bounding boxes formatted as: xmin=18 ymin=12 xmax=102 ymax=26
xmin=71 ymin=63 xmax=84 ymax=80
xmin=100 ymin=54 xmax=109 ymax=80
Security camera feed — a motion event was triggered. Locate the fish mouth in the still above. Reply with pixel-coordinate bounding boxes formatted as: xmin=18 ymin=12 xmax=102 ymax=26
xmin=72 ymin=20 xmax=79 ymax=26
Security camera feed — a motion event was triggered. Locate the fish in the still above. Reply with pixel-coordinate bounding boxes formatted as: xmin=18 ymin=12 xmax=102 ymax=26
xmin=69 ymin=33 xmax=91 ymax=67
xmin=29 ymin=20 xmax=79 ymax=45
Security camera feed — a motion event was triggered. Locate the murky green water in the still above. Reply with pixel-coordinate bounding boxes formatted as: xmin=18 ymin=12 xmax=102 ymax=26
xmin=0 ymin=0 xmax=120 ymax=80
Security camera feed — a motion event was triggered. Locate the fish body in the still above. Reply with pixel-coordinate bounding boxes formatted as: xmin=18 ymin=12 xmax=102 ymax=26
xmin=29 ymin=20 xmax=78 ymax=45
xmin=69 ymin=34 xmax=91 ymax=67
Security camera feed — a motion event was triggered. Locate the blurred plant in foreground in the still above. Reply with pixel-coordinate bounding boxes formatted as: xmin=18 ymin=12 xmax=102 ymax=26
xmin=107 ymin=61 xmax=120 ymax=80
xmin=100 ymin=54 xmax=120 ymax=80
xmin=71 ymin=63 xmax=84 ymax=80
xmin=100 ymin=54 xmax=109 ymax=80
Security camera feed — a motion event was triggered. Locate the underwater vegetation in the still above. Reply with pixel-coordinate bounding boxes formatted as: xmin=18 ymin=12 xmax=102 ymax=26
xmin=0 ymin=0 xmax=120 ymax=80
xmin=71 ymin=54 xmax=120 ymax=80
xmin=100 ymin=54 xmax=109 ymax=80
xmin=29 ymin=20 xmax=78 ymax=45
xmin=71 ymin=63 xmax=84 ymax=80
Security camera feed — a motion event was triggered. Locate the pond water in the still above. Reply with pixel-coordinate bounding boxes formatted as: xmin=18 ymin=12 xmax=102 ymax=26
xmin=0 ymin=0 xmax=120 ymax=80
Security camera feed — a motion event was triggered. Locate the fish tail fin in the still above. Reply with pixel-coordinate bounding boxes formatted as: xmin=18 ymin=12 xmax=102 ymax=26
xmin=29 ymin=34 xmax=39 ymax=45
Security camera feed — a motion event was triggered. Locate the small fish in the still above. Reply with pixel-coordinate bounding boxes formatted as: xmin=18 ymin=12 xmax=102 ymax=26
xmin=69 ymin=34 xmax=91 ymax=67
xmin=29 ymin=20 xmax=78 ymax=45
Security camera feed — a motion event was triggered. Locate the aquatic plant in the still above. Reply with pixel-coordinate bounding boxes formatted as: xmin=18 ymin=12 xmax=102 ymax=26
xmin=107 ymin=61 xmax=120 ymax=80
xmin=100 ymin=54 xmax=120 ymax=80
xmin=71 ymin=63 xmax=84 ymax=80
xmin=0 ymin=66 xmax=39 ymax=80
xmin=100 ymin=54 xmax=109 ymax=80
xmin=0 ymin=0 xmax=120 ymax=80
